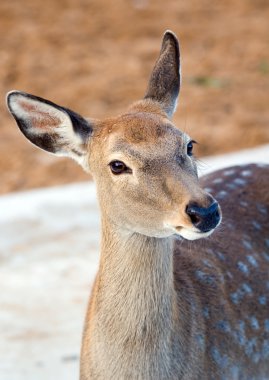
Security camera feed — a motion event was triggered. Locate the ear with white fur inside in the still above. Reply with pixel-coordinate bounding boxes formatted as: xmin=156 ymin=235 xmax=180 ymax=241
xmin=6 ymin=91 xmax=92 ymax=169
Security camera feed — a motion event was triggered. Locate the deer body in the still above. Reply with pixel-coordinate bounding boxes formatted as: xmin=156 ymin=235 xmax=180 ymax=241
xmin=80 ymin=164 xmax=269 ymax=380
xmin=7 ymin=31 xmax=269 ymax=379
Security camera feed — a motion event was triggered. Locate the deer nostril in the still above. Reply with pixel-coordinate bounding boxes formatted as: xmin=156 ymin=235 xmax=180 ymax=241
xmin=186 ymin=205 xmax=201 ymax=225
xmin=190 ymin=213 xmax=200 ymax=225
xmin=214 ymin=208 xmax=220 ymax=220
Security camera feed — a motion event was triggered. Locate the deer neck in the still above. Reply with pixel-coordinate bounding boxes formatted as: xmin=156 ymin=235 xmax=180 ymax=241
xmin=99 ymin=217 xmax=176 ymax=320
xmin=88 ymin=215 xmax=179 ymax=378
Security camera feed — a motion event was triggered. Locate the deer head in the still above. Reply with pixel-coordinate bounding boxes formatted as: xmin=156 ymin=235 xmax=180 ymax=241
xmin=6 ymin=31 xmax=221 ymax=240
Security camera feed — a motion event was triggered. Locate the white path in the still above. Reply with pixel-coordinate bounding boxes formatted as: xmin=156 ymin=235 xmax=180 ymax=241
xmin=1 ymin=144 xmax=269 ymax=380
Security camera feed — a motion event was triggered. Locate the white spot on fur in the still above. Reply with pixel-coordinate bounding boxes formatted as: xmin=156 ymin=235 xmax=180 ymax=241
xmin=226 ymin=271 xmax=233 ymax=279
xmin=252 ymin=221 xmax=261 ymax=230
xmin=241 ymin=170 xmax=252 ymax=177
xmin=216 ymin=251 xmax=225 ymax=261
xmin=248 ymin=316 xmax=259 ymax=330
xmin=234 ymin=178 xmax=246 ymax=186
xmin=218 ymin=190 xmax=227 ymax=199
xmin=213 ymin=178 xmax=223 ymax=184
xmin=230 ymin=283 xmax=252 ymax=304
xmin=224 ymin=169 xmax=235 ymax=176
xmin=242 ymin=240 xmax=252 ymax=250
xmin=226 ymin=183 xmax=237 ymax=190
xmin=210 ymin=346 xmax=229 ymax=368
xmin=259 ymin=295 xmax=267 ymax=305
xmin=237 ymin=261 xmax=249 ymax=275
xmin=256 ymin=203 xmax=267 ymax=214
xmin=195 ymin=270 xmax=215 ymax=285
xmin=264 ymin=319 xmax=269 ymax=332
xmin=246 ymin=255 xmax=258 ymax=268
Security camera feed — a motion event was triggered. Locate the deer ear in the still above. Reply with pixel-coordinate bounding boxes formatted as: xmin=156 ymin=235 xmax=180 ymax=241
xmin=144 ymin=30 xmax=180 ymax=118
xmin=6 ymin=91 xmax=93 ymax=169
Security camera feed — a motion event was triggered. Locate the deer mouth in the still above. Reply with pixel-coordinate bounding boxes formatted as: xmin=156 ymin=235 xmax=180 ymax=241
xmin=174 ymin=226 xmax=215 ymax=241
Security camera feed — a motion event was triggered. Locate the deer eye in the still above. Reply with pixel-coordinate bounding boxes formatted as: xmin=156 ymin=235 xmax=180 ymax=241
xmin=109 ymin=160 xmax=132 ymax=175
xmin=187 ymin=140 xmax=196 ymax=156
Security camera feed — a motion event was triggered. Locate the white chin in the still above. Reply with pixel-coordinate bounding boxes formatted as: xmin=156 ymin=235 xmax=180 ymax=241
xmin=177 ymin=228 xmax=214 ymax=241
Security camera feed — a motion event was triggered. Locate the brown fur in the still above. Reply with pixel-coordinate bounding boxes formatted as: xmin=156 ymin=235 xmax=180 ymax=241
xmin=6 ymin=31 xmax=269 ymax=379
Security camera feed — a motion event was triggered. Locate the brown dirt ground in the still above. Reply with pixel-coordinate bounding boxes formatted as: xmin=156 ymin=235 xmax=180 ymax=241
xmin=0 ymin=0 xmax=268 ymax=194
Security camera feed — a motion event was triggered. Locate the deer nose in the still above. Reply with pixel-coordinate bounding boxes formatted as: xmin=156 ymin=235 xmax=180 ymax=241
xmin=186 ymin=201 xmax=221 ymax=232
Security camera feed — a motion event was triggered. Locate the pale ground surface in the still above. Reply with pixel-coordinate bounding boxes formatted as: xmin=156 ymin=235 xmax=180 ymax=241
xmin=1 ymin=145 xmax=269 ymax=380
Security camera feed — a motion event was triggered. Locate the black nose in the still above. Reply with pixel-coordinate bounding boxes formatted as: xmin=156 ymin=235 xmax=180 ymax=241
xmin=186 ymin=202 xmax=221 ymax=232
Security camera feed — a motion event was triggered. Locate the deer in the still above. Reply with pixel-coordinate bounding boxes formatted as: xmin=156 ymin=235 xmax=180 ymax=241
xmin=6 ymin=30 xmax=269 ymax=380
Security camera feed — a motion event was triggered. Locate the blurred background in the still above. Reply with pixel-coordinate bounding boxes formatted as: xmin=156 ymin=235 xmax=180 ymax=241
xmin=1 ymin=0 xmax=268 ymax=194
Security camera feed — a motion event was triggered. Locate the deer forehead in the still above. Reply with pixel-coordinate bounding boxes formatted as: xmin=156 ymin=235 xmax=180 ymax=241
xmin=93 ymin=112 xmax=188 ymax=164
